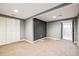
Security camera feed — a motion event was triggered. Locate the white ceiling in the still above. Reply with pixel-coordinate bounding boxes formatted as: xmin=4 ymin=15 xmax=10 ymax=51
xmin=0 ymin=3 xmax=79 ymax=22
xmin=36 ymin=3 xmax=79 ymax=22
xmin=0 ymin=3 xmax=61 ymax=19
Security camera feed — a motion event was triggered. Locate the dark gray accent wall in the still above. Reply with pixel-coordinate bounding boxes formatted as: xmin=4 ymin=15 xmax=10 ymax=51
xmin=33 ymin=18 xmax=46 ymax=41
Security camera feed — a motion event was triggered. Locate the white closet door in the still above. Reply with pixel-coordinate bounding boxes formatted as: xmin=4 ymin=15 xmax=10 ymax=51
xmin=0 ymin=17 xmax=20 ymax=45
xmin=0 ymin=17 xmax=7 ymax=45
xmin=6 ymin=18 xmax=20 ymax=43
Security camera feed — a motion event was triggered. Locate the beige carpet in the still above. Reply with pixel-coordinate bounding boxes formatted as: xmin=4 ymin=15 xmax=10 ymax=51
xmin=0 ymin=38 xmax=79 ymax=56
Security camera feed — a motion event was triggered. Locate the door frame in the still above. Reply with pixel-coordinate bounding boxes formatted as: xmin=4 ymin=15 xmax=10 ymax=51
xmin=61 ymin=20 xmax=74 ymax=42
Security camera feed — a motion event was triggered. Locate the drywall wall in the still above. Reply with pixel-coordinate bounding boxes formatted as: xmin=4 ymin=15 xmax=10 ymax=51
xmin=25 ymin=19 xmax=34 ymax=41
xmin=73 ymin=18 xmax=78 ymax=41
xmin=20 ymin=20 xmax=25 ymax=39
xmin=77 ymin=16 xmax=79 ymax=41
xmin=0 ymin=16 xmax=20 ymax=45
xmin=74 ymin=16 xmax=79 ymax=42
xmin=47 ymin=21 xmax=61 ymax=40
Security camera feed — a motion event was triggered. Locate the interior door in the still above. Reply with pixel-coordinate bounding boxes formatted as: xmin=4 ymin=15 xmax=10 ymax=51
xmin=62 ymin=20 xmax=72 ymax=41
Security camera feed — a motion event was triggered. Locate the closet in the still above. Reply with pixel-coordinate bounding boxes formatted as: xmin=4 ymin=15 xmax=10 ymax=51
xmin=0 ymin=17 xmax=20 ymax=45
xmin=33 ymin=18 xmax=46 ymax=41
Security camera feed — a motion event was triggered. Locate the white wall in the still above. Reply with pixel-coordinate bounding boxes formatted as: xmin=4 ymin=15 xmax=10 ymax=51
xmin=0 ymin=17 xmax=20 ymax=45
xmin=25 ymin=19 xmax=34 ymax=41
xmin=47 ymin=21 xmax=61 ymax=40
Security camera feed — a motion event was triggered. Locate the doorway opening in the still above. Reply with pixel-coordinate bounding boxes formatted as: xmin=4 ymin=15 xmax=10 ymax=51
xmin=61 ymin=20 xmax=73 ymax=41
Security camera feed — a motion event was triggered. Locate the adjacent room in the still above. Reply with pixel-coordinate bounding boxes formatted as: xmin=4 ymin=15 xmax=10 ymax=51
xmin=0 ymin=3 xmax=79 ymax=56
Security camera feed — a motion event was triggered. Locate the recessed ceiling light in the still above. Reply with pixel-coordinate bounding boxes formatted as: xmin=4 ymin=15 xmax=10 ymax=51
xmin=52 ymin=16 xmax=57 ymax=18
xmin=13 ymin=9 xmax=19 ymax=13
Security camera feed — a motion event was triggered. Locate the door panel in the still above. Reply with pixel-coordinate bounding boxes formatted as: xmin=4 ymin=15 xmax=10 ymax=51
xmin=0 ymin=17 xmax=20 ymax=45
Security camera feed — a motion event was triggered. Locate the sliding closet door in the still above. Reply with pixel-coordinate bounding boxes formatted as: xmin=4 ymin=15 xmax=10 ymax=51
xmin=0 ymin=17 xmax=20 ymax=45
xmin=6 ymin=18 xmax=20 ymax=43
xmin=34 ymin=18 xmax=46 ymax=41
xmin=0 ymin=17 xmax=7 ymax=44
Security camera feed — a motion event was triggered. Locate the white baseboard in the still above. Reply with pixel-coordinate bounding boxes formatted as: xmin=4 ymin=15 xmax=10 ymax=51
xmin=44 ymin=37 xmax=60 ymax=40
xmin=23 ymin=39 xmax=34 ymax=43
xmin=0 ymin=37 xmax=60 ymax=46
xmin=0 ymin=40 xmax=22 ymax=46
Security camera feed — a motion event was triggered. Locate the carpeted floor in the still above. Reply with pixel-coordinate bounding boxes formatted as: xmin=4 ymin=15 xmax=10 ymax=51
xmin=0 ymin=38 xmax=79 ymax=56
